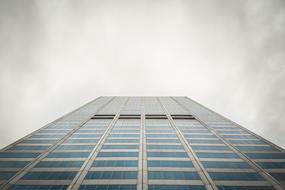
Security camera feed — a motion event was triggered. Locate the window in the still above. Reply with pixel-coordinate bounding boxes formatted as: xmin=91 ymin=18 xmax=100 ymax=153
xmin=171 ymin=115 xmax=195 ymax=119
xmin=147 ymin=145 xmax=184 ymax=150
xmin=0 ymin=152 xmax=40 ymax=158
xmin=184 ymin=134 xmax=216 ymax=138
xmin=92 ymin=160 xmax=138 ymax=167
xmin=196 ymin=152 xmax=239 ymax=159
xmin=222 ymin=135 xmax=256 ymax=139
xmin=148 ymin=160 xmax=193 ymax=168
xmin=71 ymin=134 xmax=102 ymax=138
xmin=147 ymin=139 xmax=180 ymax=143
xmin=85 ymin=171 xmax=137 ymax=179
xmin=97 ymin=152 xmax=138 ymax=157
xmin=102 ymin=145 xmax=139 ymax=149
xmin=147 ymin=130 xmax=174 ymax=133
xmin=31 ymin=134 xmax=64 ymax=138
xmin=107 ymin=139 xmax=139 ymax=143
xmin=0 ymin=161 xmax=29 ymax=168
xmin=22 ymin=172 xmax=76 ymax=180
xmin=21 ymin=139 xmax=58 ymax=144
xmin=148 ymin=171 xmax=200 ymax=180
xmin=217 ymin=186 xmax=275 ymax=190
xmin=269 ymin=172 xmax=285 ymax=180
xmin=147 ymin=152 xmax=188 ymax=158
xmin=245 ymin=153 xmax=285 ymax=159
xmin=187 ymin=139 xmax=223 ymax=144
xmin=46 ymin=152 xmax=90 ymax=158
xmin=229 ymin=139 xmax=265 ymax=144
xmin=236 ymin=146 xmax=277 ymax=151
xmin=8 ymin=146 xmax=49 ymax=151
xmin=35 ymin=161 xmax=84 ymax=168
xmin=149 ymin=185 xmax=206 ymax=190
xmin=208 ymin=172 xmax=264 ymax=181
xmin=109 ymin=134 xmax=139 ymax=138
xmin=192 ymin=145 xmax=230 ymax=151
xmin=91 ymin=115 xmax=115 ymax=119
xmin=147 ymin=134 xmax=177 ymax=138
xmin=0 ymin=172 xmax=17 ymax=180
xmin=257 ymin=162 xmax=285 ymax=169
xmin=11 ymin=185 xmax=68 ymax=190
xmin=79 ymin=185 xmax=136 ymax=190
xmin=65 ymin=139 xmax=99 ymax=143
xmin=202 ymin=161 xmax=250 ymax=168
xmin=56 ymin=145 xmax=94 ymax=150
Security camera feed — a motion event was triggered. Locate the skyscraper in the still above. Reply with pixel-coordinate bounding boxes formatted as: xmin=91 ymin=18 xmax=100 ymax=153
xmin=0 ymin=96 xmax=284 ymax=190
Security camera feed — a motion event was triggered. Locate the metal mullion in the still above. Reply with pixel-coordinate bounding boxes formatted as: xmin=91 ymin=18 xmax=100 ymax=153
xmin=172 ymin=97 xmax=285 ymax=190
xmin=0 ymin=97 xmax=115 ymax=190
xmin=157 ymin=97 xmax=218 ymax=190
xmin=67 ymin=97 xmax=129 ymax=190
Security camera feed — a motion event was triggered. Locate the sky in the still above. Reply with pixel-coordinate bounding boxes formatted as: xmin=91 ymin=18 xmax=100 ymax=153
xmin=0 ymin=0 xmax=285 ymax=149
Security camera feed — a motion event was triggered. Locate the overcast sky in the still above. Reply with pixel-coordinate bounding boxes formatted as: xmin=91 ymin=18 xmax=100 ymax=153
xmin=0 ymin=0 xmax=285 ymax=149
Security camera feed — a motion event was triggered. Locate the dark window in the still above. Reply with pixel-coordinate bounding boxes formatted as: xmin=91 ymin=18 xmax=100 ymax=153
xmin=245 ymin=153 xmax=285 ymax=159
xmin=148 ymin=171 xmax=200 ymax=180
xmin=236 ymin=146 xmax=277 ymax=151
xmin=8 ymin=146 xmax=49 ymax=151
xmin=97 ymin=152 xmax=138 ymax=157
xmin=209 ymin=172 xmax=264 ymax=181
xmin=46 ymin=152 xmax=90 ymax=158
xmin=257 ymin=162 xmax=285 ymax=169
xmin=85 ymin=171 xmax=137 ymax=179
xmin=0 ymin=172 xmax=17 ymax=180
xmin=79 ymin=185 xmax=136 ymax=190
xmin=11 ymin=185 xmax=68 ymax=190
xmin=102 ymin=145 xmax=139 ymax=149
xmin=202 ymin=161 xmax=250 ymax=168
xmin=0 ymin=161 xmax=29 ymax=168
xmin=147 ymin=145 xmax=184 ymax=150
xmin=148 ymin=160 xmax=193 ymax=168
xmin=147 ymin=152 xmax=188 ymax=158
xmin=22 ymin=172 xmax=76 ymax=180
xmin=35 ymin=161 xmax=84 ymax=168
xmin=149 ymin=185 xmax=206 ymax=190
xmin=92 ymin=160 xmax=138 ymax=167
xmin=270 ymin=172 xmax=285 ymax=180
xmin=0 ymin=152 xmax=40 ymax=158
xmin=217 ymin=186 xmax=275 ymax=190
xmin=192 ymin=145 xmax=230 ymax=151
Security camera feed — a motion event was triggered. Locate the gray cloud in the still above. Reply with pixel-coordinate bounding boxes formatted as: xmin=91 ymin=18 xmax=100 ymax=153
xmin=0 ymin=0 xmax=285 ymax=148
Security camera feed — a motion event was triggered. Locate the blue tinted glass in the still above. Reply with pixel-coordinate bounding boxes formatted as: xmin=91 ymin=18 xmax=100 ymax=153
xmin=11 ymin=185 xmax=68 ymax=190
xmin=246 ymin=153 xmax=285 ymax=159
xmin=147 ymin=145 xmax=184 ymax=150
xmin=0 ymin=152 xmax=39 ymax=158
xmin=192 ymin=146 xmax=230 ymax=151
xmin=21 ymin=139 xmax=58 ymax=144
xmin=71 ymin=134 xmax=102 ymax=138
xmin=202 ymin=161 xmax=250 ymax=168
xmin=92 ymin=160 xmax=138 ymax=167
xmin=22 ymin=172 xmax=76 ymax=180
xmin=148 ymin=171 xmax=200 ymax=180
xmin=270 ymin=172 xmax=285 ymax=180
xmin=222 ymin=135 xmax=256 ymax=139
xmin=107 ymin=139 xmax=139 ymax=143
xmin=147 ymin=134 xmax=176 ymax=138
xmin=148 ymin=160 xmax=193 ymax=167
xmin=35 ymin=161 xmax=84 ymax=168
xmin=147 ymin=139 xmax=180 ymax=143
xmin=0 ymin=161 xmax=29 ymax=168
xmin=149 ymin=185 xmax=206 ymax=190
xmin=257 ymin=162 xmax=285 ymax=169
xmin=65 ymin=139 xmax=99 ymax=143
xmin=8 ymin=146 xmax=49 ymax=151
xmin=196 ymin=153 xmax=239 ymax=159
xmin=209 ymin=172 xmax=264 ymax=181
xmin=236 ymin=146 xmax=276 ymax=151
xmin=0 ymin=172 xmax=17 ymax=180
xmin=217 ymin=186 xmax=275 ymax=190
xmin=31 ymin=134 xmax=64 ymax=138
xmin=85 ymin=171 xmax=137 ymax=179
xmin=46 ymin=152 xmax=90 ymax=158
xmin=79 ymin=185 xmax=136 ymax=190
xmin=56 ymin=145 xmax=94 ymax=150
xmin=184 ymin=134 xmax=216 ymax=138
xmin=229 ymin=139 xmax=265 ymax=144
xmin=110 ymin=134 xmax=139 ymax=137
xmin=102 ymin=145 xmax=139 ymax=149
xmin=147 ymin=130 xmax=173 ymax=133
xmin=97 ymin=152 xmax=138 ymax=157
xmin=147 ymin=152 xmax=188 ymax=158
xmin=187 ymin=139 xmax=223 ymax=144
xmin=182 ymin=130 xmax=209 ymax=133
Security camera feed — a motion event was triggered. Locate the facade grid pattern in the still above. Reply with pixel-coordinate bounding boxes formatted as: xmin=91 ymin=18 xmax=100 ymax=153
xmin=0 ymin=96 xmax=284 ymax=190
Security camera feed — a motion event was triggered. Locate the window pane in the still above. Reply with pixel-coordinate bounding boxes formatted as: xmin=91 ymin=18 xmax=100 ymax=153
xmin=92 ymin=160 xmax=138 ymax=167
xmin=148 ymin=160 xmax=193 ymax=168
xmin=148 ymin=171 xmax=200 ymax=180
xmin=85 ymin=171 xmax=137 ymax=179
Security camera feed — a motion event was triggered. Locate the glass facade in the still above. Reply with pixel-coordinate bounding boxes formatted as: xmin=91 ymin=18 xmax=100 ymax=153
xmin=0 ymin=96 xmax=284 ymax=190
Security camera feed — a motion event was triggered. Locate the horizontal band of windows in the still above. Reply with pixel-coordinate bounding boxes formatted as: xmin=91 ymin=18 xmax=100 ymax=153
xmin=0 ymin=171 xmax=17 ymax=180
xmin=236 ymin=146 xmax=277 ymax=151
xmin=257 ymin=162 xmax=285 ymax=169
xmin=31 ymin=135 xmax=65 ymax=138
xmin=187 ymin=139 xmax=223 ymax=144
xmin=269 ymin=172 xmax=285 ymax=180
xmin=92 ymin=160 xmax=138 ymax=167
xmin=216 ymin=186 xmax=275 ymax=190
xmin=35 ymin=161 xmax=84 ymax=168
xmin=46 ymin=152 xmax=90 ymax=158
xmin=0 ymin=161 xmax=30 ymax=168
xmin=70 ymin=134 xmax=103 ymax=138
xmin=146 ymin=134 xmax=177 ymax=138
xmin=184 ymin=134 xmax=216 ymax=138
xmin=85 ymin=171 xmax=137 ymax=179
xmin=208 ymin=172 xmax=265 ymax=181
xmin=106 ymin=139 xmax=139 ymax=143
xmin=148 ymin=160 xmax=193 ymax=168
xmin=182 ymin=130 xmax=209 ymax=133
xmin=112 ymin=130 xmax=140 ymax=133
xmin=245 ymin=153 xmax=285 ymax=159
xmin=76 ymin=130 xmax=106 ymax=133
xmin=11 ymin=185 xmax=68 ymax=190
xmin=147 ymin=139 xmax=180 ymax=143
xmin=217 ymin=131 xmax=249 ymax=134
xmin=102 ymin=145 xmax=139 ymax=150
xmin=228 ymin=139 xmax=266 ymax=144
xmin=79 ymin=185 xmax=136 ymax=190
xmin=147 ymin=145 xmax=184 ymax=150
xmin=148 ymin=185 xmax=206 ymax=190
xmin=192 ymin=146 xmax=230 ymax=151
xmin=56 ymin=145 xmax=95 ymax=151
xmin=147 ymin=152 xmax=188 ymax=158
xmin=21 ymin=172 xmax=77 ymax=180
xmin=148 ymin=171 xmax=200 ymax=180
xmin=64 ymin=139 xmax=99 ymax=143
xmin=146 ymin=130 xmax=174 ymax=133
xmin=109 ymin=134 xmax=140 ymax=138
xmin=8 ymin=146 xmax=50 ymax=151
xmin=21 ymin=140 xmax=58 ymax=144
xmin=0 ymin=153 xmax=40 ymax=158
xmin=97 ymin=152 xmax=139 ymax=157
xmin=201 ymin=161 xmax=250 ymax=168
xmin=37 ymin=129 xmax=71 ymax=133
xmin=222 ymin=135 xmax=257 ymax=139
